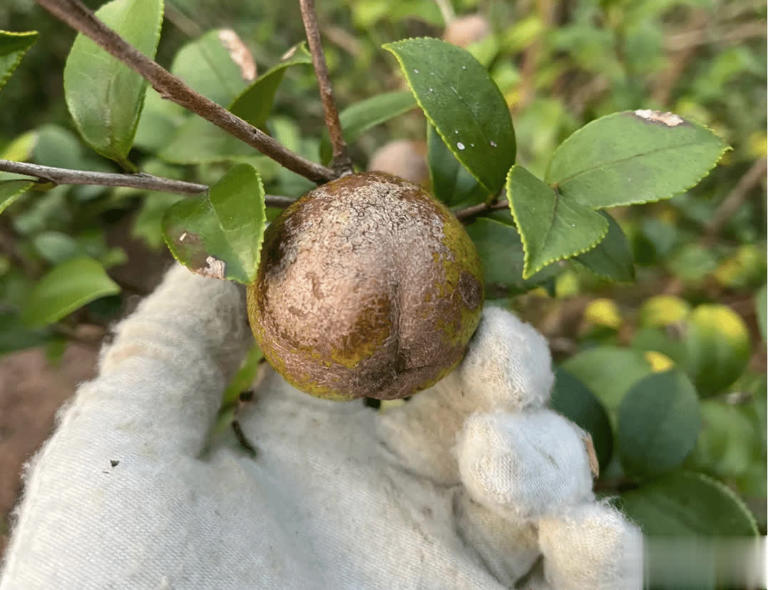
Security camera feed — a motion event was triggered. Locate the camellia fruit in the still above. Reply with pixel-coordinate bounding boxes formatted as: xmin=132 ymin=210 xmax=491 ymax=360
xmin=247 ymin=171 xmax=484 ymax=400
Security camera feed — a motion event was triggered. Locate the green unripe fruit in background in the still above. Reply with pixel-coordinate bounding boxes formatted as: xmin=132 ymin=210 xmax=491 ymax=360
xmin=247 ymin=172 xmax=484 ymax=400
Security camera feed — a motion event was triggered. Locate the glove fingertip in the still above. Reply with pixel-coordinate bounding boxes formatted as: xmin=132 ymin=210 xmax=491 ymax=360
xmin=460 ymin=307 xmax=553 ymax=412
xmin=456 ymin=411 xmax=593 ymax=520
xmin=538 ymin=502 xmax=643 ymax=590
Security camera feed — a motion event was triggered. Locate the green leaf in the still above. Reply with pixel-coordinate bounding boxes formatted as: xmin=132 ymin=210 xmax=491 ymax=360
xmin=341 ymin=91 xmax=416 ymax=143
xmin=21 ymin=257 xmax=120 ymax=327
xmin=683 ymin=304 xmax=751 ymax=397
xmin=133 ymin=88 xmax=186 ymax=153
xmin=621 ymin=471 xmax=758 ymax=536
xmin=561 ymin=346 xmax=653 ymax=416
xmin=162 ymin=164 xmax=266 ymax=284
xmin=384 ymin=37 xmax=515 ymax=194
xmin=546 ymin=110 xmax=729 ymax=209
xmin=158 ymin=118 xmax=254 ymax=164
xmin=551 ymin=368 xmax=613 ymax=469
xmin=229 ymin=42 xmax=311 ymax=127
xmin=464 ymin=215 xmax=555 ymax=292
xmin=617 ymin=370 xmax=701 ymax=478
xmin=322 ymin=91 xmax=417 ymax=164
xmin=0 ymin=30 xmax=38 ymax=92
xmin=32 ymin=231 xmax=81 ymax=264
xmin=63 ymin=0 xmax=163 ymax=167
xmin=0 ymin=312 xmax=50 ymax=355
xmin=0 ymin=180 xmax=34 ymax=215
xmin=506 ymin=165 xmax=608 ymax=278
xmin=427 ymin=124 xmax=486 ymax=207
xmin=690 ymin=400 xmax=759 ymax=481
xmin=170 ymin=29 xmax=254 ymax=106
xmin=575 ymin=212 xmax=635 ymax=281
xmin=132 ymin=192 xmax=183 ymax=250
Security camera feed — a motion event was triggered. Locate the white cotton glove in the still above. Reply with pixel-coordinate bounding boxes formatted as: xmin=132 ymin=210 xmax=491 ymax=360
xmin=0 ymin=265 xmax=642 ymax=590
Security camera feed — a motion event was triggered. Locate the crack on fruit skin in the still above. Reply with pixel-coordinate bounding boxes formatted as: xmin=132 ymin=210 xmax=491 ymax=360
xmin=247 ymin=171 xmax=484 ymax=400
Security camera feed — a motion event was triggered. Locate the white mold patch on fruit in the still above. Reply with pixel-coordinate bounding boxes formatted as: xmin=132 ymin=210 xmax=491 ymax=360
xmin=633 ymin=109 xmax=684 ymax=127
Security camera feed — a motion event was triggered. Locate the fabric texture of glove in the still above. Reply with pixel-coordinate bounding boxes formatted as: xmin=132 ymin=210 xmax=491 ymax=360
xmin=0 ymin=265 xmax=642 ymax=590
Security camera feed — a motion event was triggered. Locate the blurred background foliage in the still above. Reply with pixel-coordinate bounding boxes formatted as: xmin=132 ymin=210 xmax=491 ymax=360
xmin=0 ymin=0 xmax=766 ymax=574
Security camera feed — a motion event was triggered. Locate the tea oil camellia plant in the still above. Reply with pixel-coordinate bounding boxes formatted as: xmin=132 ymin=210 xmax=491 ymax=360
xmin=0 ymin=0 xmax=765 ymax=585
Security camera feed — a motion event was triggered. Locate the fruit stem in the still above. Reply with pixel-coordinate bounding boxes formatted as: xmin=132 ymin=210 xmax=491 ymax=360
xmin=298 ymin=0 xmax=354 ymax=177
xmin=35 ymin=0 xmax=336 ymax=185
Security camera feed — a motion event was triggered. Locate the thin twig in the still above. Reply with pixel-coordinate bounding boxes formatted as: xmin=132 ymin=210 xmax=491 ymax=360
xmin=0 ymin=159 xmax=297 ymax=208
xmin=35 ymin=0 xmax=335 ymax=184
xmin=454 ymin=198 xmax=509 ymax=222
xmin=0 ymin=159 xmax=207 ymax=195
xmin=298 ymin=0 xmax=353 ymax=177
xmin=703 ymin=157 xmax=767 ymax=244
xmin=434 ymin=0 xmax=455 ymax=25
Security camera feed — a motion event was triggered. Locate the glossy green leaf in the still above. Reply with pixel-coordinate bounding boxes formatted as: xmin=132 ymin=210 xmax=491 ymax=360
xmin=229 ymin=43 xmax=311 ymax=127
xmin=322 ymin=91 xmax=418 ymax=163
xmin=170 ymin=29 xmax=254 ymax=106
xmin=575 ymin=212 xmax=635 ymax=281
xmin=341 ymin=91 xmax=416 ymax=143
xmin=621 ymin=471 xmax=758 ymax=536
xmin=561 ymin=346 xmax=653 ymax=415
xmin=0 ymin=30 xmax=38 ymax=92
xmin=162 ymin=164 xmax=266 ymax=284
xmin=551 ymin=368 xmax=613 ymax=469
xmin=384 ymin=37 xmax=515 ymax=193
xmin=0 ymin=180 xmax=34 ymax=215
xmin=21 ymin=257 xmax=120 ymax=327
xmin=506 ymin=165 xmax=608 ymax=278
xmin=159 ymin=118 xmax=254 ymax=164
xmin=427 ymin=125 xmax=486 ymax=206
xmin=618 ymin=370 xmax=701 ymax=477
xmin=683 ymin=304 xmax=751 ymax=397
xmin=464 ymin=215 xmax=555 ymax=292
xmin=546 ymin=110 xmax=729 ymax=209
xmin=63 ymin=0 xmax=163 ymax=167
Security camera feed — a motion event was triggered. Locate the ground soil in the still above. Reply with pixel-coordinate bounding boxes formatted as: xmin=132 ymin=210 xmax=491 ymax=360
xmin=0 ymin=344 xmax=99 ymax=557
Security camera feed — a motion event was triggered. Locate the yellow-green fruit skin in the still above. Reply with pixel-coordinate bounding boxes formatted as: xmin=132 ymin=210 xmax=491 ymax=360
xmin=247 ymin=172 xmax=483 ymax=400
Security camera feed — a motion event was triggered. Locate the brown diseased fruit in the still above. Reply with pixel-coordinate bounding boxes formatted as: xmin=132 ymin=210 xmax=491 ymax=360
xmin=247 ymin=172 xmax=484 ymax=401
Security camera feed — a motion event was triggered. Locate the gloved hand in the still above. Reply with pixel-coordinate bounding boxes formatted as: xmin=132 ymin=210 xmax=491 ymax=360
xmin=0 ymin=265 xmax=641 ymax=590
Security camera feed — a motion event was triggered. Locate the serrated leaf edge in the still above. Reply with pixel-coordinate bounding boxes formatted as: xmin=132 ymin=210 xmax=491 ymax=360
xmin=161 ymin=165 xmax=266 ymax=285
xmin=382 ymin=37 xmax=511 ymax=195
xmin=505 ymin=165 xmax=609 ymax=279
xmin=0 ymin=30 xmax=38 ymax=93
xmin=679 ymin=471 xmax=759 ymax=535
xmin=545 ymin=110 xmax=731 ymax=210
